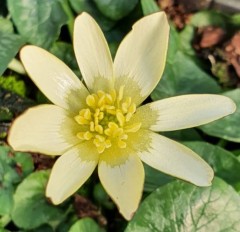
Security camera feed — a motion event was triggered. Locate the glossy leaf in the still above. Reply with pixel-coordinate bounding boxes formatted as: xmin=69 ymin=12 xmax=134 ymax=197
xmin=126 ymin=178 xmax=240 ymax=232
xmin=0 ymin=145 xmax=34 ymax=216
xmin=69 ymin=0 xmax=116 ymax=31
xmin=8 ymin=0 xmax=68 ymax=48
xmin=93 ymin=0 xmax=138 ymax=20
xmin=190 ymin=10 xmax=229 ymax=28
xmin=0 ymin=33 xmax=24 ymax=76
xmin=0 ymin=17 xmax=13 ymax=34
xmin=151 ymin=27 xmax=220 ymax=100
xmin=11 ymin=170 xmax=64 ymax=229
xmin=69 ymin=218 xmax=105 ymax=232
xmin=184 ymin=141 xmax=240 ymax=184
xmin=50 ymin=42 xmax=79 ymax=76
xmin=161 ymin=128 xmax=201 ymax=142
xmin=151 ymin=51 xmax=221 ymax=100
xmin=144 ymin=163 xmax=173 ymax=192
xmin=141 ymin=0 xmax=160 ymax=16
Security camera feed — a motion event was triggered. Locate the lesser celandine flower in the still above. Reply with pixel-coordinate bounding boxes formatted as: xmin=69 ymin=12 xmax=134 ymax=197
xmin=8 ymin=12 xmax=236 ymax=220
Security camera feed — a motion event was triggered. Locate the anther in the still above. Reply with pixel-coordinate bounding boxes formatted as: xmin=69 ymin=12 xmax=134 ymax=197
xmin=86 ymin=95 xmax=96 ymax=107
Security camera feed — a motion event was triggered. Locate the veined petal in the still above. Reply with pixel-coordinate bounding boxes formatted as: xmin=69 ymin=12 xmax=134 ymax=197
xmin=114 ymin=12 xmax=169 ymax=106
xmin=98 ymin=147 xmax=144 ymax=220
xmin=74 ymin=12 xmax=113 ymax=93
xmin=133 ymin=94 xmax=236 ymax=131
xmin=20 ymin=46 xmax=89 ymax=114
xmin=8 ymin=105 xmax=79 ymax=155
xmin=46 ymin=143 xmax=99 ymax=204
xmin=135 ymin=130 xmax=213 ymax=186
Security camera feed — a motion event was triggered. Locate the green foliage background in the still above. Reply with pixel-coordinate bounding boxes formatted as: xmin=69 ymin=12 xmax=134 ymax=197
xmin=1 ymin=0 xmax=240 ymax=231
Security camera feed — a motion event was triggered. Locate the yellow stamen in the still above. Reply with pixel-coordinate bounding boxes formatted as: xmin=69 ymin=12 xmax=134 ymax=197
xmin=86 ymin=95 xmax=96 ymax=107
xmin=74 ymin=87 xmax=141 ymax=153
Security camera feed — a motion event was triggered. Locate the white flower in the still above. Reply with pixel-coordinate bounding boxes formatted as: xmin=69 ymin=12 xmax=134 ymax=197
xmin=8 ymin=12 xmax=236 ymax=220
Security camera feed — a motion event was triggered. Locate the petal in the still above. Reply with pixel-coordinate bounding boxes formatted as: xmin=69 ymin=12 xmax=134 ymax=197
xmin=114 ymin=12 xmax=169 ymax=105
xmin=20 ymin=46 xmax=89 ymax=114
xmin=133 ymin=94 xmax=236 ymax=131
xmin=98 ymin=148 xmax=144 ymax=220
xmin=74 ymin=12 xmax=113 ymax=93
xmin=46 ymin=143 xmax=99 ymax=204
xmin=8 ymin=105 xmax=79 ymax=155
xmin=135 ymin=130 xmax=213 ymax=186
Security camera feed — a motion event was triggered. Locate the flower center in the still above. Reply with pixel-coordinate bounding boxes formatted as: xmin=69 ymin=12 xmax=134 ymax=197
xmin=74 ymin=86 xmax=141 ymax=153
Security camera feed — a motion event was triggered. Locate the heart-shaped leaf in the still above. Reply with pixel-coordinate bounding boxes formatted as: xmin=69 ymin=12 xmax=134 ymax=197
xmin=126 ymin=178 xmax=240 ymax=232
xmin=11 ymin=170 xmax=64 ymax=229
xmin=8 ymin=0 xmax=68 ymax=48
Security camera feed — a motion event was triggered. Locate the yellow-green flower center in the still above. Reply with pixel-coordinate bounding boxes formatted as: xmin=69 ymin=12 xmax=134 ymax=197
xmin=74 ymin=86 xmax=141 ymax=153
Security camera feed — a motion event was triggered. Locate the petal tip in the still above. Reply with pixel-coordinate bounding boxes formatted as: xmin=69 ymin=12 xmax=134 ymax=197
xmin=120 ymin=209 xmax=136 ymax=221
xmin=194 ymin=165 xmax=214 ymax=187
xmin=20 ymin=45 xmax=40 ymax=61
xmin=75 ymin=11 xmax=93 ymax=27
xmin=230 ymin=99 xmax=237 ymax=114
xmin=46 ymin=194 xmax=62 ymax=205
xmin=46 ymin=185 xmax=63 ymax=205
xmin=220 ymin=95 xmax=237 ymax=117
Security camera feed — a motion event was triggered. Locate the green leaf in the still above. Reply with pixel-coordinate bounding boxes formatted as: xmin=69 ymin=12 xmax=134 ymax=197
xmin=200 ymin=89 xmax=240 ymax=142
xmin=144 ymin=164 xmax=173 ymax=192
xmin=69 ymin=0 xmax=116 ymax=31
xmin=8 ymin=0 xmax=68 ymax=48
xmin=0 ymin=17 xmax=13 ymax=34
xmin=0 ymin=33 xmax=24 ymax=76
xmin=93 ymin=0 xmax=138 ymax=20
xmin=151 ymin=27 xmax=220 ymax=100
xmin=190 ymin=10 xmax=229 ymax=28
xmin=0 ymin=107 xmax=13 ymax=122
xmin=126 ymin=178 xmax=240 ymax=232
xmin=11 ymin=170 xmax=64 ymax=229
xmin=0 ymin=187 xmax=14 ymax=216
xmin=93 ymin=183 xmax=114 ymax=210
xmin=30 ymin=224 xmax=54 ymax=232
xmin=141 ymin=0 xmax=160 ymax=16
xmin=231 ymin=13 xmax=240 ymax=27
xmin=0 ymin=215 xmax=11 ymax=228
xmin=0 ymin=145 xmax=34 ymax=216
xmin=179 ymin=25 xmax=195 ymax=55
xmin=50 ymin=42 xmax=80 ymax=76
xmin=69 ymin=218 xmax=104 ymax=232
xmin=183 ymin=141 xmax=240 ymax=184
xmin=162 ymin=128 xmax=201 ymax=142
xmin=151 ymin=51 xmax=221 ymax=100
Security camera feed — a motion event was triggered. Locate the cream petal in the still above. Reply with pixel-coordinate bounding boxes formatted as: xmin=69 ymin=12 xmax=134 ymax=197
xmin=20 ymin=46 xmax=89 ymax=114
xmin=136 ymin=130 xmax=213 ymax=186
xmin=46 ymin=143 xmax=99 ymax=204
xmin=114 ymin=12 xmax=169 ymax=106
xmin=74 ymin=12 xmax=114 ymax=93
xmin=98 ymin=148 xmax=144 ymax=220
xmin=133 ymin=94 xmax=236 ymax=131
xmin=8 ymin=105 xmax=79 ymax=155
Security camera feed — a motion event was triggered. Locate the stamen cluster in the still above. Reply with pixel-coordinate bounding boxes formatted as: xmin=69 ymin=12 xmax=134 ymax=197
xmin=74 ymin=86 xmax=141 ymax=153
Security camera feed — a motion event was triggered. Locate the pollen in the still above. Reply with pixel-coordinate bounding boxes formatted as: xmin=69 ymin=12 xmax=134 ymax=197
xmin=74 ymin=86 xmax=141 ymax=153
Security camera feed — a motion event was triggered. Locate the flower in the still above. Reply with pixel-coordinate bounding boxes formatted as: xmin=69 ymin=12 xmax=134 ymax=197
xmin=8 ymin=12 xmax=236 ymax=220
